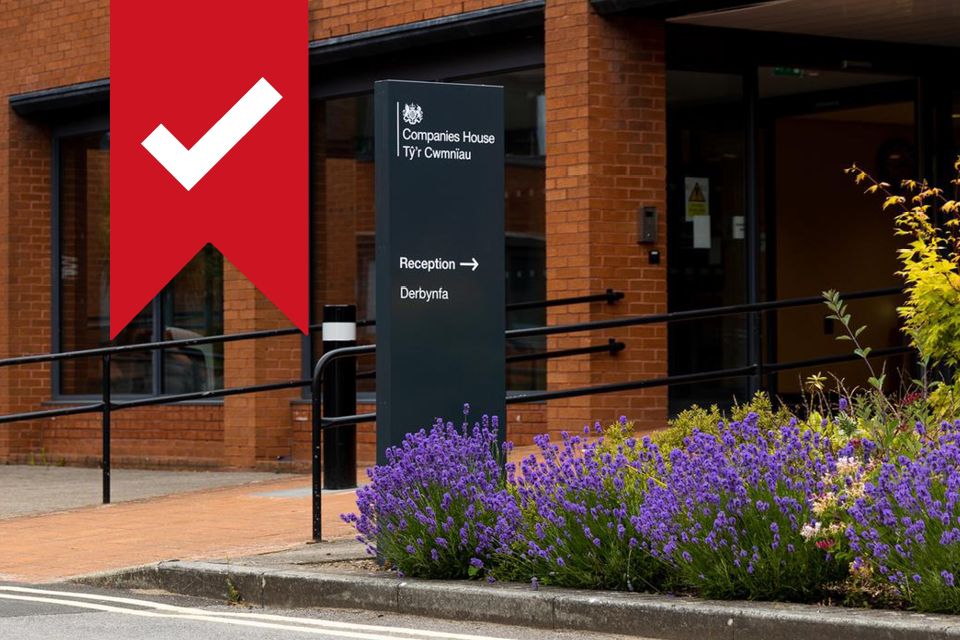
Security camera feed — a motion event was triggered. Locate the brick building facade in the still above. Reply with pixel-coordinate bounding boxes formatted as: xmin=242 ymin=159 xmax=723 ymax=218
xmin=2 ymin=0 xmax=957 ymax=470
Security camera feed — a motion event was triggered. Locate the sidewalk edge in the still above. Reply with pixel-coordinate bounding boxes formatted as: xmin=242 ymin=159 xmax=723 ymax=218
xmin=74 ymin=561 xmax=960 ymax=640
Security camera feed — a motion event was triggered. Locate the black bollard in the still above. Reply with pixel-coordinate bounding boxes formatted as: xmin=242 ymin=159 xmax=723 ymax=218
xmin=321 ymin=304 xmax=357 ymax=490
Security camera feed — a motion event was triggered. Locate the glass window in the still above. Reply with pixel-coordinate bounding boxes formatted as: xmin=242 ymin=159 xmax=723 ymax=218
xmin=161 ymin=245 xmax=225 ymax=393
xmin=310 ymin=67 xmax=546 ymax=391
xmin=57 ymin=132 xmax=224 ymax=396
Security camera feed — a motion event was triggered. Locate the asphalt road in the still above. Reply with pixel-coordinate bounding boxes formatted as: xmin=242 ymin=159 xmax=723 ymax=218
xmin=0 ymin=583 xmax=646 ymax=640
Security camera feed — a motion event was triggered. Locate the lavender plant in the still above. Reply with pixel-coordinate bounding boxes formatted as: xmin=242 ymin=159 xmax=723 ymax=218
xmin=341 ymin=406 xmax=521 ymax=579
xmin=642 ymin=414 xmax=848 ymax=601
xmin=495 ymin=420 xmax=669 ymax=591
xmin=845 ymin=420 xmax=960 ymax=612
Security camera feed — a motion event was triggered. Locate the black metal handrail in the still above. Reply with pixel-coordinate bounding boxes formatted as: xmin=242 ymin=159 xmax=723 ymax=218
xmin=0 ymin=284 xmax=907 ymax=541
xmin=311 ymin=287 xmax=908 ymax=433
xmin=313 ymin=342 xmax=914 ymax=428
xmin=0 ymin=289 xmax=624 ymax=508
xmin=506 ymin=285 xmax=903 ymax=340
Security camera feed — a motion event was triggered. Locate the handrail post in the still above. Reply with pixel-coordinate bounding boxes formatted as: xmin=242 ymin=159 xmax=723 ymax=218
xmin=311 ymin=353 xmax=323 ymax=542
xmin=102 ymin=353 xmax=111 ymax=505
xmin=311 ymin=342 xmax=375 ymax=542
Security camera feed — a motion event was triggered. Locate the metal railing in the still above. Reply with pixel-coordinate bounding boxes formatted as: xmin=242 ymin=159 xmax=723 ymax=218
xmin=307 ymin=285 xmax=909 ymax=539
xmin=0 ymin=290 xmax=622 ymax=507
xmin=0 ymin=285 xmax=910 ymax=541
xmin=314 ymin=285 xmax=907 ymax=427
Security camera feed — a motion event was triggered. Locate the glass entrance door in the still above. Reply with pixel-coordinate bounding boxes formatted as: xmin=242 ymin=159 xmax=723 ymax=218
xmin=666 ymin=70 xmax=749 ymax=414
xmin=758 ymin=67 xmax=916 ymax=403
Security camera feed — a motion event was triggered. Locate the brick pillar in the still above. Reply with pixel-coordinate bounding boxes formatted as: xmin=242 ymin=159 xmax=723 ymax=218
xmin=544 ymin=0 xmax=668 ymax=436
xmin=0 ymin=114 xmax=53 ymax=461
xmin=222 ymin=260 xmax=302 ymax=468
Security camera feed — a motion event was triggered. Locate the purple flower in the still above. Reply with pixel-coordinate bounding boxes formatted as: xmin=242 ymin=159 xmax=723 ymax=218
xmin=638 ymin=413 xmax=846 ymax=600
xmin=842 ymin=421 xmax=960 ymax=609
xmin=531 ymin=577 xmax=539 ymax=591
xmin=342 ymin=412 xmax=518 ymax=580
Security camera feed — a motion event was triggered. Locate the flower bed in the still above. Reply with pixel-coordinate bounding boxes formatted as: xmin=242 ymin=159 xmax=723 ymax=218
xmin=344 ymin=405 xmax=960 ymax=614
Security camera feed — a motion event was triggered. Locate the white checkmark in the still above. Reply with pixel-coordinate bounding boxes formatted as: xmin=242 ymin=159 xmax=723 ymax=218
xmin=141 ymin=77 xmax=282 ymax=191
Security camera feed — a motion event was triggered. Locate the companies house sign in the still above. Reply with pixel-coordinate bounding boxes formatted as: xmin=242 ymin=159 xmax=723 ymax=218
xmin=375 ymin=79 xmax=506 ymax=461
xmin=398 ymin=103 xmax=497 ymax=162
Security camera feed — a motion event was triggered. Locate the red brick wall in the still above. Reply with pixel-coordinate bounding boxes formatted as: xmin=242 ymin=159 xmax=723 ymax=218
xmin=7 ymin=405 xmax=225 ymax=469
xmin=222 ymin=258 xmax=303 ymax=468
xmin=0 ymin=0 xmax=110 ymax=460
xmin=544 ymin=1 xmax=668 ymax=437
xmin=309 ymin=0 xmax=526 ymax=39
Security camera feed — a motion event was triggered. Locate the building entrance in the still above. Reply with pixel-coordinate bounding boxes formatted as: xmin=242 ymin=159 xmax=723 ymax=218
xmin=667 ymin=63 xmax=918 ymax=413
xmin=759 ymin=67 xmax=915 ymax=402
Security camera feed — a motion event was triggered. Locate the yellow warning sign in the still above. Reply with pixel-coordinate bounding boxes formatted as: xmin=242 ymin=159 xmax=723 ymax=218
xmin=684 ymin=177 xmax=709 ymax=220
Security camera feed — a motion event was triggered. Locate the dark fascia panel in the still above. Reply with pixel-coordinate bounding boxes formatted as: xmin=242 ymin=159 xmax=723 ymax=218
xmin=9 ymin=77 xmax=109 ymax=116
xmin=309 ymin=0 xmax=544 ymax=66
xmin=590 ymin=0 xmax=772 ymax=18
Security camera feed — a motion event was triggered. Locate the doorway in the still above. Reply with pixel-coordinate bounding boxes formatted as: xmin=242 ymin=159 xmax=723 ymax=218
xmin=666 ymin=69 xmax=749 ymax=414
xmin=666 ymin=64 xmax=919 ymax=414
xmin=759 ymin=67 xmax=915 ymax=402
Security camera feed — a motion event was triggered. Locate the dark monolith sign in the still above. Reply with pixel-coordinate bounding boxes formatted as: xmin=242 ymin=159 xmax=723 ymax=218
xmin=374 ymin=80 xmax=505 ymax=463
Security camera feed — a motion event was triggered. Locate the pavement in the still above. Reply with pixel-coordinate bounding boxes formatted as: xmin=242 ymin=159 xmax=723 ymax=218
xmin=8 ymin=458 xmax=960 ymax=639
xmin=0 ymin=466 xmax=299 ymax=519
xmin=0 ymin=449 xmax=542 ymax=584
xmin=0 ymin=470 xmax=359 ymax=583
xmin=0 ymin=583 xmax=639 ymax=640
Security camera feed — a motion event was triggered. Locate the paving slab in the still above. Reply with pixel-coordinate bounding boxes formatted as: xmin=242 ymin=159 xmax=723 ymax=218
xmin=0 ymin=466 xmax=300 ymax=519
xmin=0 ymin=476 xmax=360 ymax=583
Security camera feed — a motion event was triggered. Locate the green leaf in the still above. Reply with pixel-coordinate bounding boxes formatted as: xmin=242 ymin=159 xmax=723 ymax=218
xmin=855 ymin=325 xmax=867 ymax=337
xmin=836 ymin=335 xmax=852 ymax=341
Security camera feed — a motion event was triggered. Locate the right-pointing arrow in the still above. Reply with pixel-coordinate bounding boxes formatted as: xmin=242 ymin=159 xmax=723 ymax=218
xmin=459 ymin=258 xmax=479 ymax=271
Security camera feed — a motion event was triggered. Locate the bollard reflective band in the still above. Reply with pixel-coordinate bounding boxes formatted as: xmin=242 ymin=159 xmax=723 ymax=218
xmin=322 ymin=322 xmax=356 ymax=342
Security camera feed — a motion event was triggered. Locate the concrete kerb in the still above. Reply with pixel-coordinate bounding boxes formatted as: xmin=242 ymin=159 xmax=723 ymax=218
xmin=75 ymin=561 xmax=960 ymax=640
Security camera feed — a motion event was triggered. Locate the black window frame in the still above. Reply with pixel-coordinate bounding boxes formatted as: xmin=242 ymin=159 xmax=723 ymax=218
xmin=51 ymin=117 xmax=224 ymax=401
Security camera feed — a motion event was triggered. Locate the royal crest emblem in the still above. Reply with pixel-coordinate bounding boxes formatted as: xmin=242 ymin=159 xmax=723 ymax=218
xmin=402 ymin=103 xmax=423 ymax=125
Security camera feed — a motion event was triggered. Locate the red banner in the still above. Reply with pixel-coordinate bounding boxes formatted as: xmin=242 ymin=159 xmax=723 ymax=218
xmin=110 ymin=1 xmax=308 ymax=338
